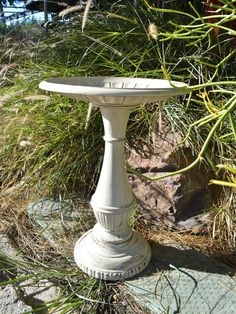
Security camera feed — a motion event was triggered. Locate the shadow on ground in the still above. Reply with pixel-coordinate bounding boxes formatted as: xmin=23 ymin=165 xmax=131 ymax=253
xmin=125 ymin=242 xmax=236 ymax=314
xmin=147 ymin=242 xmax=235 ymax=276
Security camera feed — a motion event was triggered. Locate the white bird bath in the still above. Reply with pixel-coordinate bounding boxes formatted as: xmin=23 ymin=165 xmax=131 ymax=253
xmin=39 ymin=77 xmax=188 ymax=281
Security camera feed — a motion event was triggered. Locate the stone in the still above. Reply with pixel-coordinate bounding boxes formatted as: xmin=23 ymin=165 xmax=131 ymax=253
xmin=27 ymin=198 xmax=94 ymax=254
xmin=0 ymin=234 xmax=60 ymax=313
xmin=0 ymin=285 xmax=32 ymax=314
xmin=0 ymin=234 xmax=23 ymax=261
xmin=0 ymin=234 xmax=23 ymax=284
xmin=125 ymin=242 xmax=236 ymax=314
xmin=19 ymin=279 xmax=60 ymax=311
xmin=128 ymin=119 xmax=216 ymax=230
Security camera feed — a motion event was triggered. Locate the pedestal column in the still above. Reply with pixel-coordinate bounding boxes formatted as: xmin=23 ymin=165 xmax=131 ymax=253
xmin=74 ymin=105 xmax=151 ymax=280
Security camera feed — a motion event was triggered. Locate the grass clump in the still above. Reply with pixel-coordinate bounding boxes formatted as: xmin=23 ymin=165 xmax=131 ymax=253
xmin=0 ymin=0 xmax=235 ymax=245
xmin=0 ymin=4 xmax=235 ymax=311
xmin=0 ymin=92 xmax=103 ymax=199
xmin=0 ymin=253 xmax=122 ymax=313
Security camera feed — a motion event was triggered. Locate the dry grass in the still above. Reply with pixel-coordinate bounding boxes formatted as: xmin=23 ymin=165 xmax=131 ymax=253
xmin=0 ymin=2 xmax=235 ymax=294
xmin=0 ymin=196 xmax=58 ymax=261
xmin=211 ymin=190 xmax=236 ymax=250
xmin=137 ymin=220 xmax=235 ymax=267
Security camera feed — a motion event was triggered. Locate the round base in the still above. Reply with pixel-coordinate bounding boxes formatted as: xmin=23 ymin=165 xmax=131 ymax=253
xmin=74 ymin=229 xmax=151 ymax=281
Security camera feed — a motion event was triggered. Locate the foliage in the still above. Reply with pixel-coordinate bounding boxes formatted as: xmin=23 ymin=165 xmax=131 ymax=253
xmin=0 ymin=0 xmax=235 ymax=250
xmin=0 ymin=1 xmax=235 ymax=312
xmin=0 ymin=253 xmax=120 ymax=313
xmin=142 ymin=0 xmax=236 ymax=182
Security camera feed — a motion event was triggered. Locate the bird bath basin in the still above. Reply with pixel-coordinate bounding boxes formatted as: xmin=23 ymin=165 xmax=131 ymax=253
xmin=39 ymin=76 xmax=189 ymax=280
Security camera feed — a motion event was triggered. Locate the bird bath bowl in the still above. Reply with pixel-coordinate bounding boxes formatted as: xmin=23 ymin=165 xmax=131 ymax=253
xmin=39 ymin=77 xmax=189 ymax=280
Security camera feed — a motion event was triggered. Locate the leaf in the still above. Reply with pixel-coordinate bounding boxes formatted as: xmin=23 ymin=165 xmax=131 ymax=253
xmin=209 ymin=180 xmax=236 ymax=188
xmin=217 ymin=164 xmax=236 ymax=174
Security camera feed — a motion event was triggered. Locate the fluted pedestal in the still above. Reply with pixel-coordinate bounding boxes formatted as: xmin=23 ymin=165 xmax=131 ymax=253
xmin=74 ymin=106 xmax=151 ymax=280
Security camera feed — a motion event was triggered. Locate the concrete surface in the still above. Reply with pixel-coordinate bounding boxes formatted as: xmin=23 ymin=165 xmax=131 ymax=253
xmin=125 ymin=242 xmax=236 ymax=314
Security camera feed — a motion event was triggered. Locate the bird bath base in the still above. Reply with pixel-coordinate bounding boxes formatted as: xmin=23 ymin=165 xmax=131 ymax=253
xmin=39 ymin=77 xmax=188 ymax=281
xmin=75 ymin=229 xmax=150 ymax=280
xmin=74 ymin=105 xmax=151 ymax=281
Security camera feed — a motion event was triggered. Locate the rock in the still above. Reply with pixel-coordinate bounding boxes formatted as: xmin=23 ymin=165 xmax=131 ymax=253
xmin=128 ymin=119 xmax=216 ymax=230
xmin=27 ymin=198 xmax=94 ymax=254
xmin=0 ymin=285 xmax=32 ymax=314
xmin=0 ymin=234 xmax=23 ymax=261
xmin=19 ymin=279 xmax=60 ymax=312
xmin=0 ymin=234 xmax=60 ymax=313
xmin=129 ymin=171 xmax=214 ymax=230
xmin=0 ymin=234 xmax=23 ymax=284
xmin=176 ymin=213 xmax=210 ymax=231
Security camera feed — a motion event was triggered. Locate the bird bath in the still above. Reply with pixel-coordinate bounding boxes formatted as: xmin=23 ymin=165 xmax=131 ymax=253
xmin=39 ymin=77 xmax=188 ymax=280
